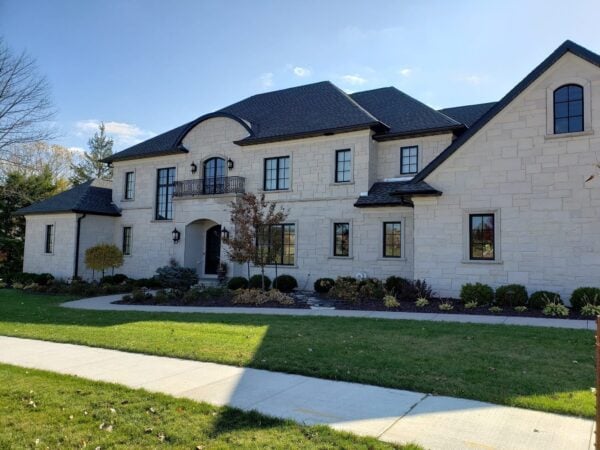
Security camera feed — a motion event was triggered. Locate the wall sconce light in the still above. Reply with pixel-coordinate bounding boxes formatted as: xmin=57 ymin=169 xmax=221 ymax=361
xmin=190 ymin=162 xmax=197 ymax=173
xmin=172 ymin=228 xmax=181 ymax=243
xmin=220 ymin=227 xmax=230 ymax=240
xmin=227 ymin=158 xmax=234 ymax=170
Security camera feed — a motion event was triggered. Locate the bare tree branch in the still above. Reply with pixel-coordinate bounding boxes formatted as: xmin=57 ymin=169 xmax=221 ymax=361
xmin=0 ymin=38 xmax=56 ymax=161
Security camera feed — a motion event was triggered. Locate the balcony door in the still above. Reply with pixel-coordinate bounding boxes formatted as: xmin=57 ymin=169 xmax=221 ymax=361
xmin=203 ymin=158 xmax=225 ymax=194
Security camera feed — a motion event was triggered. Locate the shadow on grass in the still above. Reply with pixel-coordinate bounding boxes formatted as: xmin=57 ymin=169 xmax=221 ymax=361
xmin=0 ymin=290 xmax=595 ymax=422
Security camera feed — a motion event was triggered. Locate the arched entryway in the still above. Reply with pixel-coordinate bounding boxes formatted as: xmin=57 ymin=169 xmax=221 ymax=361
xmin=184 ymin=219 xmax=221 ymax=276
xmin=204 ymin=224 xmax=221 ymax=274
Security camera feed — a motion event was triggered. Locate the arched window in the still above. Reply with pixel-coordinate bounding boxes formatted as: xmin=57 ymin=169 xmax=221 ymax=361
xmin=554 ymin=84 xmax=583 ymax=134
xmin=203 ymin=157 xmax=225 ymax=194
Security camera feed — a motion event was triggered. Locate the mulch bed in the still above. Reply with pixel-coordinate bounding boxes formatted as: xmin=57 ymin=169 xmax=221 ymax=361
xmin=325 ymin=296 xmax=588 ymax=320
xmin=115 ymin=296 xmax=311 ymax=309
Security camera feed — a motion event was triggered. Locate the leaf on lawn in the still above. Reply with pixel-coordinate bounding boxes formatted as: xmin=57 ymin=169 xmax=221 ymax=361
xmin=105 ymin=425 xmax=113 ymax=433
xmin=34 ymin=438 xmax=40 ymax=445
xmin=69 ymin=415 xmax=74 ymax=420
xmin=28 ymin=400 xmax=37 ymax=408
xmin=196 ymin=446 xmax=204 ymax=450
xmin=110 ymin=408 xmax=116 ymax=414
xmin=572 ymin=360 xmax=578 ymax=364
xmin=157 ymin=432 xmax=166 ymax=442
xmin=144 ymin=427 xmax=153 ymax=434
xmin=488 ymin=367 xmax=496 ymax=371
xmin=148 ymin=407 xmax=157 ymax=414
xmin=99 ymin=422 xmax=105 ymax=430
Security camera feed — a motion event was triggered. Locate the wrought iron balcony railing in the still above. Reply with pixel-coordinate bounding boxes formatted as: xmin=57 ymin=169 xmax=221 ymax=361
xmin=173 ymin=176 xmax=245 ymax=197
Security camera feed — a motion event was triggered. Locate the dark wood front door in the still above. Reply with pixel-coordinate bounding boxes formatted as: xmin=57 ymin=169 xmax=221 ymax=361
xmin=205 ymin=224 xmax=221 ymax=274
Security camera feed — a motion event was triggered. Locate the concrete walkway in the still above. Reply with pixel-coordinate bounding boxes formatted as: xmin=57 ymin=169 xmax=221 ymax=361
xmin=62 ymin=294 xmax=594 ymax=330
xmin=0 ymin=336 xmax=593 ymax=450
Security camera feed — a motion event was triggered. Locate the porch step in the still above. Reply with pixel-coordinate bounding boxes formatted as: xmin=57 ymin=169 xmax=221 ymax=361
xmin=195 ymin=278 xmax=222 ymax=288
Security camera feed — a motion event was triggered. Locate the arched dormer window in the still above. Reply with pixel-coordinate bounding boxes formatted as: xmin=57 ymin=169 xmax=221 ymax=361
xmin=554 ymin=84 xmax=583 ymax=134
xmin=203 ymin=157 xmax=225 ymax=194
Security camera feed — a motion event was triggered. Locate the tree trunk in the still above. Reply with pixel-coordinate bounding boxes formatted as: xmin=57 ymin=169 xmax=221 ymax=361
xmin=261 ymin=266 xmax=265 ymax=291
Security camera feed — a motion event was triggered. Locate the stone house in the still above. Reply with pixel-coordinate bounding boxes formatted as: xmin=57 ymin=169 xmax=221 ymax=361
xmin=16 ymin=40 xmax=600 ymax=299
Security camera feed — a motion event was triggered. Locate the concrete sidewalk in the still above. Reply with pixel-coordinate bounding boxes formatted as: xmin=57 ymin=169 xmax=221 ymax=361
xmin=0 ymin=336 xmax=593 ymax=450
xmin=62 ymin=294 xmax=594 ymax=330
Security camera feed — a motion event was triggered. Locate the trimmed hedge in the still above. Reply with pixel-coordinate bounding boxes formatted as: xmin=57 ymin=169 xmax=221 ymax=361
xmin=273 ymin=275 xmax=298 ymax=293
xmin=460 ymin=282 xmax=494 ymax=306
xmin=227 ymin=276 xmax=249 ymax=290
xmin=570 ymin=287 xmax=600 ymax=311
xmin=529 ymin=291 xmax=562 ymax=310
xmin=314 ymin=278 xmax=335 ymax=293
xmin=249 ymin=274 xmax=271 ymax=290
xmin=495 ymin=284 xmax=528 ymax=308
xmin=100 ymin=274 xmax=129 ymax=285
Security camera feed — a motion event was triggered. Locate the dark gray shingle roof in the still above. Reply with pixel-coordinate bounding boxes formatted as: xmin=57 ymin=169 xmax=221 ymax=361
xmin=414 ymin=40 xmax=600 ymax=183
xmin=350 ymin=87 xmax=464 ymax=139
xmin=439 ymin=102 xmax=497 ymax=128
xmin=14 ymin=180 xmax=121 ymax=216
xmin=354 ymin=181 xmax=441 ymax=207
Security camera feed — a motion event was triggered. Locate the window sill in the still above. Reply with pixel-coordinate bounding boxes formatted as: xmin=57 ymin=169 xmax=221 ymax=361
xmin=150 ymin=219 xmax=173 ymax=223
xmin=121 ymin=198 xmax=135 ymax=202
xmin=329 ymin=181 xmax=354 ymax=186
xmin=328 ymin=256 xmax=353 ymax=260
xmin=261 ymin=189 xmax=292 ymax=193
xmin=461 ymin=259 xmax=503 ymax=265
xmin=377 ymin=257 xmax=407 ymax=262
xmin=544 ymin=129 xmax=593 ymax=140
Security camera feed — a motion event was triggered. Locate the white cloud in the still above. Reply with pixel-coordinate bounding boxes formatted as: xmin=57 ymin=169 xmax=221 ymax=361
xmin=75 ymin=120 xmax=154 ymax=148
xmin=399 ymin=68 xmax=413 ymax=77
xmin=67 ymin=146 xmax=85 ymax=154
xmin=259 ymin=72 xmax=274 ymax=88
xmin=292 ymin=66 xmax=311 ymax=77
xmin=458 ymin=74 xmax=486 ymax=86
xmin=341 ymin=74 xmax=367 ymax=86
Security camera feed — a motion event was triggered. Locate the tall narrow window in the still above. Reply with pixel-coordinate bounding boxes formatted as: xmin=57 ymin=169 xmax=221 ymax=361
xmin=383 ymin=222 xmax=401 ymax=258
xmin=333 ymin=222 xmax=350 ymax=257
xmin=122 ymin=227 xmax=132 ymax=255
xmin=203 ymin=157 xmax=225 ymax=194
xmin=469 ymin=214 xmax=495 ymax=260
xmin=124 ymin=171 xmax=135 ymax=200
xmin=155 ymin=167 xmax=175 ymax=220
xmin=264 ymin=156 xmax=290 ymax=191
xmin=44 ymin=224 xmax=54 ymax=254
xmin=401 ymin=146 xmax=418 ymax=174
xmin=335 ymin=149 xmax=351 ymax=182
xmin=554 ymin=84 xmax=583 ymax=134
xmin=256 ymin=223 xmax=295 ymax=265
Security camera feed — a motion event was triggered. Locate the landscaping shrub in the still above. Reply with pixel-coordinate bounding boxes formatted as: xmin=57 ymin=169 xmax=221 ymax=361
xmin=570 ymin=287 xmax=600 ymax=311
xmin=383 ymin=295 xmax=399 ymax=308
xmin=438 ymin=301 xmax=454 ymax=311
xmin=495 ymin=284 xmax=528 ymax=308
xmin=131 ymin=289 xmax=151 ymax=303
xmin=133 ymin=277 xmax=162 ymax=289
xmin=232 ymin=289 xmax=269 ymax=305
xmin=415 ymin=297 xmax=429 ymax=308
xmin=273 ymin=274 xmax=298 ymax=293
xmin=266 ymin=289 xmax=294 ymax=305
xmin=329 ymin=277 xmax=359 ymax=303
xmin=529 ymin=291 xmax=562 ymax=309
xmin=464 ymin=301 xmax=478 ymax=310
xmin=0 ymin=282 xmax=7 ymax=289
xmin=248 ymin=274 xmax=271 ymax=290
xmin=153 ymin=289 xmax=169 ymax=303
xmin=413 ymin=279 xmax=433 ymax=299
xmin=543 ymin=302 xmax=569 ymax=317
xmin=514 ymin=306 xmax=528 ymax=313
xmin=183 ymin=288 xmax=204 ymax=304
xmin=100 ymin=274 xmax=129 ymax=285
xmin=35 ymin=273 xmax=55 ymax=286
xmin=227 ymin=276 xmax=249 ymax=290
xmin=489 ymin=306 xmax=503 ymax=314
xmin=580 ymin=303 xmax=600 ymax=317
xmin=384 ymin=276 xmax=408 ymax=296
xmin=155 ymin=259 xmax=198 ymax=290
xmin=460 ymin=283 xmax=494 ymax=306
xmin=314 ymin=278 xmax=335 ymax=294
xmin=358 ymin=278 xmax=385 ymax=300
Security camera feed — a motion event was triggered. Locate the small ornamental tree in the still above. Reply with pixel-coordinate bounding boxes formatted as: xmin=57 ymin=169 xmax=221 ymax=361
xmin=223 ymin=193 xmax=288 ymax=290
xmin=84 ymin=243 xmax=123 ymax=279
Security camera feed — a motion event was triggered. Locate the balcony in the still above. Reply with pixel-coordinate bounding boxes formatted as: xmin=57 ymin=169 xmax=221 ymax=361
xmin=173 ymin=176 xmax=245 ymax=198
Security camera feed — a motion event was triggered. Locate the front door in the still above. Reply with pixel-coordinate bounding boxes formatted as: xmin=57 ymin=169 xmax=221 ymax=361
xmin=205 ymin=224 xmax=221 ymax=275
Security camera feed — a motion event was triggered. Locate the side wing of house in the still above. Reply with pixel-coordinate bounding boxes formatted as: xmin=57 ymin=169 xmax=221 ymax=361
xmin=413 ymin=50 xmax=600 ymax=299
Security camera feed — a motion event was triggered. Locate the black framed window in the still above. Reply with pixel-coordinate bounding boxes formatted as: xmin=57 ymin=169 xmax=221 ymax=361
xmin=469 ymin=214 xmax=495 ymax=260
xmin=122 ymin=227 xmax=132 ymax=255
xmin=333 ymin=222 xmax=350 ymax=257
xmin=124 ymin=171 xmax=135 ymax=200
xmin=44 ymin=224 xmax=54 ymax=254
xmin=401 ymin=146 xmax=418 ymax=174
xmin=383 ymin=222 xmax=401 ymax=258
xmin=155 ymin=167 xmax=175 ymax=220
xmin=203 ymin=157 xmax=226 ymax=194
xmin=554 ymin=84 xmax=583 ymax=134
xmin=264 ymin=156 xmax=290 ymax=191
xmin=335 ymin=149 xmax=351 ymax=182
xmin=256 ymin=223 xmax=295 ymax=265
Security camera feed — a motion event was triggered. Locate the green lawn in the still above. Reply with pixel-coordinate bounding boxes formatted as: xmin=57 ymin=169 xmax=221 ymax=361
xmin=0 ymin=363 xmax=413 ymax=449
xmin=0 ymin=290 xmax=595 ymax=418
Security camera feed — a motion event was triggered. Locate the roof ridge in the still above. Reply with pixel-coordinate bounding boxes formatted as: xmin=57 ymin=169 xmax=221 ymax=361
xmin=439 ymin=101 xmax=498 ymax=111
xmin=328 ymin=83 xmax=390 ymax=129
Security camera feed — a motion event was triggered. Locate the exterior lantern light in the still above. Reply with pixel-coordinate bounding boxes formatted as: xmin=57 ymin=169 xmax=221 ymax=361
xmin=227 ymin=158 xmax=234 ymax=170
xmin=190 ymin=162 xmax=197 ymax=173
xmin=220 ymin=227 xmax=230 ymax=240
xmin=172 ymin=228 xmax=181 ymax=243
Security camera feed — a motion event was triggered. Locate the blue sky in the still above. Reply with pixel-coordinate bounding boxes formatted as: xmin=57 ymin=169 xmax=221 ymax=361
xmin=1 ymin=0 xmax=600 ymax=153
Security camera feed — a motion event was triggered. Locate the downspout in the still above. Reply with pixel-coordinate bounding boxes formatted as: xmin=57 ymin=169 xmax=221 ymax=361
xmin=74 ymin=213 xmax=86 ymax=279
